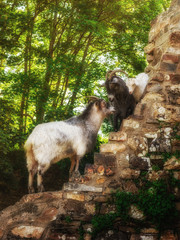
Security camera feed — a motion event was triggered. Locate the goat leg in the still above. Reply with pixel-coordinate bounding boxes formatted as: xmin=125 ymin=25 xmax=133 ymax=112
xmin=70 ymin=155 xmax=81 ymax=179
xmin=74 ymin=155 xmax=81 ymax=173
xmin=37 ymin=164 xmax=50 ymax=192
xmin=113 ymin=114 xmax=119 ymax=132
xmin=28 ymin=169 xmax=36 ymax=194
xmin=69 ymin=155 xmax=76 ymax=176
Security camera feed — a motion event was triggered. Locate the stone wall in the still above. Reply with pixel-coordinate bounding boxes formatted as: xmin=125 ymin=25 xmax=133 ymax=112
xmin=0 ymin=0 xmax=180 ymax=239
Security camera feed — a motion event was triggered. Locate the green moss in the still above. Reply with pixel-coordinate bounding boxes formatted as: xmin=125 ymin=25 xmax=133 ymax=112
xmin=65 ymin=215 xmax=72 ymax=223
xmin=162 ymin=150 xmax=180 ymax=163
xmin=137 ymin=180 xmax=178 ymax=230
xmin=91 ymin=212 xmax=116 ymax=238
xmin=152 ymin=165 xmax=161 ymax=172
xmin=78 ymin=222 xmax=85 ymax=240
xmin=90 ymin=179 xmax=178 ymax=238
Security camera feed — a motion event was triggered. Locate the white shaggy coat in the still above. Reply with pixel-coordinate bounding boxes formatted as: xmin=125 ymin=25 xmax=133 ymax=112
xmin=24 ymin=99 xmax=114 ymax=193
xmin=126 ymin=73 xmax=149 ymax=102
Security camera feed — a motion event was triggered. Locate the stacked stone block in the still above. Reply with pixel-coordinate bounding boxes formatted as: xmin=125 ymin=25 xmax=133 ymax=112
xmin=0 ymin=0 xmax=180 ymax=239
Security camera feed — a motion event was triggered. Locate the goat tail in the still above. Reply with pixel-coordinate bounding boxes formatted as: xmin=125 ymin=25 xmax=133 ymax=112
xmin=24 ymin=141 xmax=37 ymax=172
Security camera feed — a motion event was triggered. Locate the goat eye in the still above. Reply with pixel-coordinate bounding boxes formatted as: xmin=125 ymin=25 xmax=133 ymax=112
xmin=100 ymin=101 xmax=106 ymax=108
xmin=95 ymin=101 xmax=99 ymax=106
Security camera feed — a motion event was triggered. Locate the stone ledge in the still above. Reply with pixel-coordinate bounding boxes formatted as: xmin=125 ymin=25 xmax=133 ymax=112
xmin=100 ymin=143 xmax=126 ymax=154
xmin=94 ymin=152 xmax=116 ymax=167
xmin=109 ymin=131 xmax=127 ymax=142
xmin=63 ymin=183 xmax=103 ymax=193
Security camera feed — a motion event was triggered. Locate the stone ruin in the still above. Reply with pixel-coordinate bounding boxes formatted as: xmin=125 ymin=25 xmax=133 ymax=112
xmin=0 ymin=0 xmax=180 ymax=239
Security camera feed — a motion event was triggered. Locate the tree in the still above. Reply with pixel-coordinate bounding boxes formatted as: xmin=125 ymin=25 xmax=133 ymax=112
xmin=0 ymin=0 xmax=171 ymax=151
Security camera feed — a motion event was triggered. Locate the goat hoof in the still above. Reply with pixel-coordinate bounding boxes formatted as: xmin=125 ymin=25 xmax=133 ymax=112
xmin=38 ymin=185 xmax=45 ymax=192
xmin=74 ymin=170 xmax=81 ymax=178
xmin=28 ymin=187 xmax=35 ymax=194
xmin=69 ymin=171 xmax=81 ymax=182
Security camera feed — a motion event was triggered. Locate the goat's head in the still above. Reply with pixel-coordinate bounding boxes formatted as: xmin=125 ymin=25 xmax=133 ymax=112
xmin=101 ymin=69 xmax=129 ymax=101
xmin=86 ymin=96 xmax=115 ymax=117
xmin=126 ymin=78 xmax=136 ymax=94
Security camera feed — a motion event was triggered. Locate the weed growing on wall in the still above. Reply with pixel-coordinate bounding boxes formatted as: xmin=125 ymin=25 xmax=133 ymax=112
xmin=91 ymin=178 xmax=178 ymax=238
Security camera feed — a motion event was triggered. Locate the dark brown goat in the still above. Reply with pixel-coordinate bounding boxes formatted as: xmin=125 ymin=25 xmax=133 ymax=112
xmin=102 ymin=69 xmax=136 ymax=131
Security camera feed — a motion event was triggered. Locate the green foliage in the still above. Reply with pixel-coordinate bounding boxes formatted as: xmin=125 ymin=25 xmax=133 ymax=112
xmin=162 ymin=150 xmax=180 ymax=163
xmin=151 ymin=165 xmax=161 ymax=172
xmin=138 ymin=180 xmax=177 ymax=230
xmin=91 ymin=212 xmax=116 ymax=238
xmin=91 ymin=178 xmax=178 ymax=238
xmin=115 ymin=191 xmax=135 ymax=222
xmin=0 ymin=0 xmax=171 ymax=153
xmin=0 ymin=151 xmax=27 ymax=192
xmin=65 ymin=215 xmax=72 ymax=223
xmin=0 ymin=154 xmax=15 ymax=191
xmin=78 ymin=222 xmax=85 ymax=240
xmin=172 ymin=123 xmax=180 ymax=140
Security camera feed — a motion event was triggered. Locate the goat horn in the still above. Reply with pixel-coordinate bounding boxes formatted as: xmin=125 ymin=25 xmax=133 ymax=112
xmin=108 ymin=69 xmax=129 ymax=80
xmin=85 ymin=96 xmax=100 ymax=101
xmin=105 ymin=70 xmax=113 ymax=80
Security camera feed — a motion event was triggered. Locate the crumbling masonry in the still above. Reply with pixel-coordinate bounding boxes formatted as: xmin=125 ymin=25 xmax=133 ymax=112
xmin=0 ymin=0 xmax=180 ymax=239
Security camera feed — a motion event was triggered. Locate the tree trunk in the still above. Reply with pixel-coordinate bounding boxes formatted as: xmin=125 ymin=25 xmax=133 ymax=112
xmin=68 ymin=33 xmax=92 ymax=112
xmin=36 ymin=4 xmax=58 ymax=123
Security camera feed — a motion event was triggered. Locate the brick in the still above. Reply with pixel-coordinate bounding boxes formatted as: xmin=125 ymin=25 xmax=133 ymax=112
xmin=0 ymin=230 xmax=3 ymax=239
xmin=160 ymin=62 xmax=177 ymax=72
xmin=97 ymin=165 xmax=105 ymax=175
xmin=162 ymin=54 xmax=180 ymax=63
xmin=96 ymin=177 xmax=106 ymax=184
xmin=170 ymin=31 xmax=180 ymax=46
xmin=63 ymin=183 xmax=103 ymax=193
xmin=144 ymin=42 xmax=155 ymax=54
xmin=169 ymin=74 xmax=180 ymax=84
xmin=11 ymin=226 xmax=44 ymax=239
xmin=84 ymin=203 xmax=96 ymax=214
xmin=119 ymin=168 xmax=140 ymax=179
xmin=105 ymin=167 xmax=114 ymax=176
xmin=84 ymin=164 xmax=96 ymax=174
xmin=122 ymin=119 xmax=140 ymax=129
xmin=129 ymin=156 xmax=150 ymax=170
xmin=100 ymin=143 xmax=126 ymax=154
xmin=160 ymin=230 xmax=178 ymax=240
xmin=146 ymin=54 xmax=154 ymax=62
xmin=151 ymin=72 xmax=164 ymax=82
xmin=109 ymin=131 xmax=127 ymax=142
xmin=94 ymin=153 xmax=116 ymax=167
xmin=177 ymin=97 xmax=180 ymax=104
xmin=116 ymin=153 xmax=130 ymax=169
xmin=129 ymin=205 xmax=145 ymax=220
xmin=164 ymin=156 xmax=180 ymax=170
xmin=166 ymin=84 xmax=180 ymax=94
xmin=134 ymin=103 xmax=146 ymax=117
xmin=66 ymin=192 xmax=85 ymax=202
xmin=146 ymin=83 xmax=162 ymax=93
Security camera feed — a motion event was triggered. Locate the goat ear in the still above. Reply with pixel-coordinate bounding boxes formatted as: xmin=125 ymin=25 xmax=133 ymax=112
xmin=100 ymin=100 xmax=106 ymax=108
xmin=134 ymin=77 xmax=139 ymax=85
xmin=95 ymin=101 xmax=100 ymax=107
xmin=100 ymin=82 xmax=105 ymax=87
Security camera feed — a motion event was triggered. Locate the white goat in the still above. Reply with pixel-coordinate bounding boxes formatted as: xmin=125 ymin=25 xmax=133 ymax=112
xmin=126 ymin=73 xmax=149 ymax=102
xmin=24 ymin=98 xmax=114 ymax=193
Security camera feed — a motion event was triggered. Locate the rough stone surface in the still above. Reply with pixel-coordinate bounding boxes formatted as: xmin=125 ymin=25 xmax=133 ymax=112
xmin=100 ymin=143 xmax=126 ymax=154
xmin=129 ymin=205 xmax=145 ymax=220
xmin=63 ymin=183 xmax=103 ymax=193
xmin=0 ymin=1 xmax=180 ymax=240
xmin=129 ymin=156 xmax=150 ymax=170
xmin=109 ymin=131 xmax=127 ymax=142
xmin=164 ymin=156 xmax=180 ymax=170
xmin=11 ymin=226 xmax=44 ymax=239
